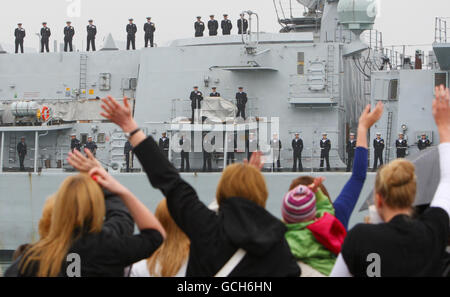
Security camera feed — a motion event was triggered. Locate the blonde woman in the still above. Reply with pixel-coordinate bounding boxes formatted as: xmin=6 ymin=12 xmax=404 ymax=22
xmin=15 ymin=150 xmax=166 ymax=277
xmin=331 ymin=86 xmax=450 ymax=277
xmin=100 ymin=95 xmax=300 ymax=277
xmin=130 ymin=199 xmax=190 ymax=277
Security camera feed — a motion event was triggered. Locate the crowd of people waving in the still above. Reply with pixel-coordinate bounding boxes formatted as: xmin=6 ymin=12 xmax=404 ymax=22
xmin=4 ymin=86 xmax=450 ymax=277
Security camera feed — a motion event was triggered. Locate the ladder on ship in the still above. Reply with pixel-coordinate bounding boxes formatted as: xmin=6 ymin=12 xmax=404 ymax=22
xmin=326 ymin=44 xmax=335 ymax=98
xmin=385 ymin=111 xmax=393 ymax=163
xmin=8 ymin=134 xmax=17 ymax=164
xmin=79 ymin=54 xmax=88 ymax=99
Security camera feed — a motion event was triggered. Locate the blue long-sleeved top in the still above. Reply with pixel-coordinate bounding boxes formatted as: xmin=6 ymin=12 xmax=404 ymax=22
xmin=333 ymin=147 xmax=368 ymax=229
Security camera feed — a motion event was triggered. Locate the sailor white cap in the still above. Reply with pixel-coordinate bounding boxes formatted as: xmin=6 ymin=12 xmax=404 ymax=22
xmin=350 ymin=133 xmax=355 ymax=136
xmin=322 ymin=132 xmax=328 ymax=135
xmin=376 ymin=132 xmax=381 ymax=135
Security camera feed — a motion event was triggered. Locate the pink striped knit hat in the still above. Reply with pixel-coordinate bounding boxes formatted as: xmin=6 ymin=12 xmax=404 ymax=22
xmin=282 ymin=185 xmax=317 ymax=223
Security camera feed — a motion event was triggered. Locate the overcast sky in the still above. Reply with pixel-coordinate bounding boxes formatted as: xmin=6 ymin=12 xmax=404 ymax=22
xmin=0 ymin=0 xmax=448 ymax=52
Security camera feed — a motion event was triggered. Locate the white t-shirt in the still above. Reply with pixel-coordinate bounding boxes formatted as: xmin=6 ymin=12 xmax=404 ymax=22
xmin=129 ymin=258 xmax=188 ymax=277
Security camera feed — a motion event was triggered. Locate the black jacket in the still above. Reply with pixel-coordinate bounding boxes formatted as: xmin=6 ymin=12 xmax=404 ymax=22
xmin=221 ymin=19 xmax=232 ymax=34
xmin=208 ymin=20 xmax=219 ymax=35
xmin=71 ymin=138 xmax=81 ymax=152
xmin=190 ymin=91 xmax=203 ymax=109
xmin=87 ymin=25 xmax=97 ymax=38
xmin=210 ymin=92 xmax=220 ymax=97
xmin=8 ymin=191 xmax=163 ymax=277
xmin=64 ymin=26 xmax=75 ymax=39
xmin=396 ymin=139 xmax=408 ymax=152
xmin=194 ymin=21 xmax=205 ymax=36
xmin=85 ymin=141 xmax=98 ymax=154
xmin=418 ymin=139 xmax=431 ymax=150
xmin=15 ymin=28 xmax=26 ymax=40
xmin=134 ymin=136 xmax=300 ymax=277
xmin=320 ymin=139 xmax=331 ymax=152
xmin=159 ymin=137 xmax=170 ymax=152
xmin=126 ymin=23 xmax=137 ymax=36
xmin=347 ymin=140 xmax=356 ymax=156
xmin=144 ymin=22 xmax=156 ymax=35
xmin=236 ymin=92 xmax=248 ymax=107
xmin=17 ymin=142 xmax=27 ymax=156
xmin=40 ymin=27 xmax=51 ymax=39
xmin=373 ymin=138 xmax=385 ymax=153
xmin=292 ymin=139 xmax=303 ymax=154
xmin=237 ymin=18 xmax=248 ymax=34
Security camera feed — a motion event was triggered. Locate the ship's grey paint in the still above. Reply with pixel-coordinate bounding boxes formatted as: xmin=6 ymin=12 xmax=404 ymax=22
xmin=0 ymin=172 xmax=375 ymax=250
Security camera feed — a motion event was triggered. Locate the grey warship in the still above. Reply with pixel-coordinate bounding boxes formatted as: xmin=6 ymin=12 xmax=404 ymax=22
xmin=0 ymin=0 xmax=447 ymax=254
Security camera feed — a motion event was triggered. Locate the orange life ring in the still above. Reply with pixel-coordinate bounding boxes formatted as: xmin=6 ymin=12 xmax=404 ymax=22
xmin=41 ymin=106 xmax=50 ymax=121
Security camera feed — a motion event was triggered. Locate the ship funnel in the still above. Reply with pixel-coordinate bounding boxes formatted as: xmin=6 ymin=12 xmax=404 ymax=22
xmin=0 ymin=44 xmax=7 ymax=54
xmin=100 ymin=33 xmax=119 ymax=51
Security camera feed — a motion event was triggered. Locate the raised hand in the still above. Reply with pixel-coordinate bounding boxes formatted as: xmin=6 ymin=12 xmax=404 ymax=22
xmin=100 ymin=96 xmax=138 ymax=133
xmin=433 ymin=85 xmax=450 ymax=143
xmin=308 ymin=177 xmax=325 ymax=193
xmin=358 ymin=101 xmax=384 ymax=130
xmin=89 ymin=167 xmax=129 ymax=196
xmin=243 ymin=151 xmax=265 ymax=170
xmin=68 ymin=148 xmax=102 ymax=173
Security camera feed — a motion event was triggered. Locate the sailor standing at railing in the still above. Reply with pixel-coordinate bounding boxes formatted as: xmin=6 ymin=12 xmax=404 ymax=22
xmin=86 ymin=19 xmax=97 ymax=51
xmin=40 ymin=22 xmax=51 ymax=53
xmin=270 ymin=133 xmax=282 ymax=172
xmin=346 ymin=133 xmax=356 ymax=172
xmin=237 ymin=13 xmax=248 ymax=35
xmin=395 ymin=132 xmax=408 ymax=158
xmin=144 ymin=17 xmax=156 ymax=48
xmin=210 ymin=87 xmax=220 ymax=97
xmin=320 ymin=133 xmax=331 ymax=171
xmin=126 ymin=18 xmax=137 ymax=50
xmin=194 ymin=16 xmax=205 ymax=37
xmin=373 ymin=132 xmax=385 ymax=171
xmin=14 ymin=23 xmax=26 ymax=54
xmin=189 ymin=86 xmax=203 ymax=124
xmin=418 ymin=133 xmax=431 ymax=151
xmin=17 ymin=136 xmax=27 ymax=171
xmin=221 ymin=14 xmax=232 ymax=35
xmin=208 ymin=15 xmax=219 ymax=36
xmin=64 ymin=21 xmax=75 ymax=52
xmin=292 ymin=133 xmax=304 ymax=172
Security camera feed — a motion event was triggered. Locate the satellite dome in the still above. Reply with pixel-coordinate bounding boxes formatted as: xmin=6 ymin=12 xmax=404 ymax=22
xmin=338 ymin=0 xmax=377 ymax=31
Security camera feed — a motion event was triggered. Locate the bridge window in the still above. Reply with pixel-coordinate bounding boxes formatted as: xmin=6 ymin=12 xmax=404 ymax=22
xmin=388 ymin=79 xmax=398 ymax=100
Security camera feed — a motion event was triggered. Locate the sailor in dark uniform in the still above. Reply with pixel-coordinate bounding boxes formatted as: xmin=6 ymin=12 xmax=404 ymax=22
xmin=126 ymin=18 xmax=137 ymax=50
xmin=124 ymin=140 xmax=133 ymax=172
xmin=158 ymin=132 xmax=170 ymax=158
xmin=144 ymin=17 xmax=156 ymax=47
xmin=270 ymin=134 xmax=282 ymax=172
xmin=208 ymin=15 xmax=219 ymax=36
xmin=189 ymin=86 xmax=203 ymax=124
xmin=15 ymin=23 xmax=26 ymax=54
xmin=180 ymin=135 xmax=190 ymax=172
xmin=395 ymin=133 xmax=408 ymax=158
xmin=221 ymin=14 xmax=232 ymax=35
xmin=319 ymin=133 xmax=331 ymax=171
xmin=236 ymin=87 xmax=248 ymax=120
xmin=373 ymin=132 xmax=385 ymax=171
xmin=418 ymin=133 xmax=431 ymax=151
xmin=64 ymin=21 xmax=75 ymax=52
xmin=292 ymin=133 xmax=303 ymax=172
xmin=346 ymin=133 xmax=357 ymax=172
xmin=237 ymin=14 xmax=248 ymax=35
xmin=202 ymin=134 xmax=214 ymax=172
xmin=84 ymin=136 xmax=98 ymax=156
xmin=17 ymin=137 xmax=27 ymax=171
xmin=86 ymin=19 xmax=97 ymax=51
xmin=194 ymin=17 xmax=205 ymax=37
xmin=70 ymin=134 xmax=81 ymax=152
xmin=40 ymin=22 xmax=51 ymax=53
xmin=210 ymin=87 xmax=220 ymax=97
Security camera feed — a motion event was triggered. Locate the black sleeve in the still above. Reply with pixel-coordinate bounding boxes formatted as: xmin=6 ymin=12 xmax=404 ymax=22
xmin=102 ymin=190 xmax=135 ymax=236
xmin=300 ymin=140 xmax=303 ymax=151
xmin=420 ymin=207 xmax=449 ymax=249
xmin=133 ymin=137 xmax=219 ymax=241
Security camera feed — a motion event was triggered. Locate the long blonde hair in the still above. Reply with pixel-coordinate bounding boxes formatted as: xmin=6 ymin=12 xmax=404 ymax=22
xmin=216 ymin=163 xmax=268 ymax=208
xmin=375 ymin=159 xmax=417 ymax=210
xmin=147 ymin=199 xmax=190 ymax=277
xmin=21 ymin=174 xmax=105 ymax=277
xmin=38 ymin=196 xmax=55 ymax=239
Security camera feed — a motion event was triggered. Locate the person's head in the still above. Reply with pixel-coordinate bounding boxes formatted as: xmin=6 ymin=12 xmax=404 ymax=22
xmin=273 ymin=133 xmax=278 ymax=140
xmin=196 ymin=16 xmax=201 ymax=21
xmin=147 ymin=199 xmax=190 ymax=277
xmin=21 ymin=137 xmax=25 ymax=143
xmin=289 ymin=176 xmax=331 ymax=202
xmin=21 ymin=174 xmax=105 ymax=276
xmin=210 ymin=15 xmax=215 ymax=20
xmin=421 ymin=134 xmax=426 ymax=140
xmin=18 ymin=23 xmax=22 ymax=28
xmin=147 ymin=17 xmax=152 ymax=22
xmin=66 ymin=21 xmax=71 ymax=26
xmin=350 ymin=133 xmax=355 ymax=140
xmin=282 ymin=185 xmax=316 ymax=224
xmin=376 ymin=133 xmax=381 ymax=139
xmin=88 ymin=19 xmax=93 ymax=24
xmin=223 ymin=14 xmax=228 ymax=19
xmin=38 ymin=196 xmax=55 ymax=239
xmin=212 ymin=87 xmax=217 ymax=91
xmin=240 ymin=13 xmax=245 ymax=19
xmin=216 ymin=163 xmax=268 ymax=208
xmin=129 ymin=18 xmax=133 ymax=24
xmin=374 ymin=159 xmax=417 ymax=221
xmin=295 ymin=133 xmax=300 ymax=139
xmin=42 ymin=22 xmax=47 ymax=27
xmin=322 ymin=133 xmax=327 ymax=139
xmin=238 ymin=87 xmax=244 ymax=92
xmin=399 ymin=133 xmax=404 ymax=139
xmin=88 ymin=136 xmax=93 ymax=142
xmin=193 ymin=86 xmax=198 ymax=91
xmin=162 ymin=132 xmax=166 ymax=138
xmin=70 ymin=134 xmax=76 ymax=140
